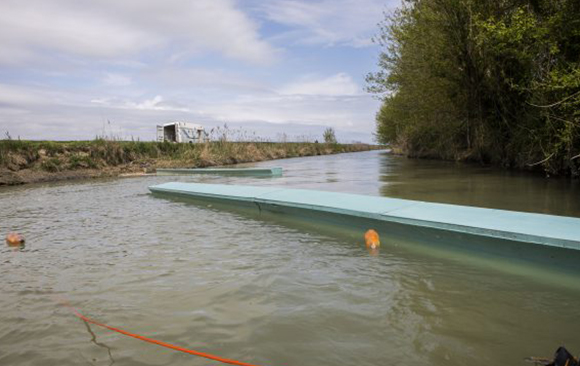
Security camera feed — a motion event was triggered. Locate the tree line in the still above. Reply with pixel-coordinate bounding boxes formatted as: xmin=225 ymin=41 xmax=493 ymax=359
xmin=367 ymin=0 xmax=580 ymax=176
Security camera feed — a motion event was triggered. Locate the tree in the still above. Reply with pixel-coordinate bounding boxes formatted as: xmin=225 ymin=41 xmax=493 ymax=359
xmin=323 ymin=127 xmax=337 ymax=144
xmin=367 ymin=0 xmax=580 ymax=176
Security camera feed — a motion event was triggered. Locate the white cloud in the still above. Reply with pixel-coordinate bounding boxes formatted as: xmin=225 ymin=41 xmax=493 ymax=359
xmin=103 ymin=73 xmax=133 ymax=87
xmin=0 ymin=84 xmax=53 ymax=106
xmin=0 ymin=0 xmax=394 ymax=143
xmin=198 ymin=92 xmax=379 ymax=131
xmin=125 ymin=95 xmax=188 ymax=112
xmin=260 ymin=0 xmax=399 ymax=47
xmin=91 ymin=95 xmax=190 ymax=112
xmin=280 ymin=73 xmax=361 ymax=96
xmin=0 ymin=80 xmax=380 ymax=142
xmin=145 ymin=67 xmax=273 ymax=94
xmin=0 ymin=0 xmax=276 ymax=66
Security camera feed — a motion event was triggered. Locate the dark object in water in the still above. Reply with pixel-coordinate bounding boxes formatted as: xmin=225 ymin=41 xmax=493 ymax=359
xmin=549 ymin=347 xmax=579 ymax=366
xmin=526 ymin=347 xmax=579 ymax=366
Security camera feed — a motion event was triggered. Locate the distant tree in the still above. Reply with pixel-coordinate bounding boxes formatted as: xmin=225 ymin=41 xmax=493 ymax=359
xmin=323 ymin=127 xmax=337 ymax=144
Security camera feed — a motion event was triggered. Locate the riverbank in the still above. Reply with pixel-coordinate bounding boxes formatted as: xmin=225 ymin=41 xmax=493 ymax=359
xmin=385 ymin=145 xmax=580 ymax=178
xmin=0 ymin=139 xmax=379 ymax=185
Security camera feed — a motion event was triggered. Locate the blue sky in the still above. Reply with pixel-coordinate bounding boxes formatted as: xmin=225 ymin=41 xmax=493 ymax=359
xmin=0 ymin=0 xmax=401 ymax=143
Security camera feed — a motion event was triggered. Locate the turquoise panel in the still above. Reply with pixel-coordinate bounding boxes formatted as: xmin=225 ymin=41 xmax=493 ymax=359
xmin=256 ymin=189 xmax=417 ymax=219
xmin=149 ymin=182 xmax=284 ymax=202
xmin=382 ymin=201 xmax=580 ymax=249
xmin=156 ymin=167 xmax=283 ymax=176
xmin=149 ymin=182 xmax=580 ymax=250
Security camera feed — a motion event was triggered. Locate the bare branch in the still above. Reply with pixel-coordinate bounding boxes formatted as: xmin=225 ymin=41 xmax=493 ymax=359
xmin=527 ymin=91 xmax=580 ymax=108
xmin=527 ymin=153 xmax=554 ymax=167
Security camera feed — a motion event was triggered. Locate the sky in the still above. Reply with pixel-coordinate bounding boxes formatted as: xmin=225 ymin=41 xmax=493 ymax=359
xmin=0 ymin=0 xmax=401 ymax=143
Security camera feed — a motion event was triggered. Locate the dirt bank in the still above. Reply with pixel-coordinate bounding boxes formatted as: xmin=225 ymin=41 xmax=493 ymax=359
xmin=0 ymin=139 xmax=380 ymax=186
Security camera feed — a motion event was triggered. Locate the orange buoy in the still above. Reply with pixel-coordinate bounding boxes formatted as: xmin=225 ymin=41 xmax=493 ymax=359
xmin=6 ymin=233 xmax=25 ymax=246
xmin=364 ymin=229 xmax=380 ymax=249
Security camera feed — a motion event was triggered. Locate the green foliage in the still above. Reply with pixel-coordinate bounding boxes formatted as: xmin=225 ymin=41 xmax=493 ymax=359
xmin=368 ymin=0 xmax=580 ymax=176
xmin=41 ymin=157 xmax=62 ymax=172
xmin=323 ymin=127 xmax=337 ymax=144
xmin=69 ymin=154 xmax=97 ymax=169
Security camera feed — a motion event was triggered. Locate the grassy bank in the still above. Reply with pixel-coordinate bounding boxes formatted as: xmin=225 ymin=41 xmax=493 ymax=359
xmin=0 ymin=139 xmax=378 ymax=185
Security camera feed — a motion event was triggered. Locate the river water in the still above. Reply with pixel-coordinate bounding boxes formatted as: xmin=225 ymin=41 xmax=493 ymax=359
xmin=1 ymin=150 xmax=579 ymax=366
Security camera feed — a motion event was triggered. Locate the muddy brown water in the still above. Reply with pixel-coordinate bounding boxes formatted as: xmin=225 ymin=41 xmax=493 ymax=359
xmin=1 ymin=150 xmax=579 ymax=366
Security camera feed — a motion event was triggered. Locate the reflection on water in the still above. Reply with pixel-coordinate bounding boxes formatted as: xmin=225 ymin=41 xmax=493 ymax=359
xmin=377 ymin=153 xmax=580 ymax=216
xmin=0 ymin=150 xmax=579 ymax=366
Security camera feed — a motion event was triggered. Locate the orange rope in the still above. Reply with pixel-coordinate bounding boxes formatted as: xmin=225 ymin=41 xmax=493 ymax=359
xmin=62 ymin=302 xmax=265 ymax=366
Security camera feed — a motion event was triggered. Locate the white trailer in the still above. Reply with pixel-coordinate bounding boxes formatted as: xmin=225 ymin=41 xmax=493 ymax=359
xmin=156 ymin=122 xmax=208 ymax=143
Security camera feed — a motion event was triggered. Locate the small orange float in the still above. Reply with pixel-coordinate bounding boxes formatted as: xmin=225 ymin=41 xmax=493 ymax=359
xmin=364 ymin=229 xmax=380 ymax=249
xmin=6 ymin=233 xmax=25 ymax=246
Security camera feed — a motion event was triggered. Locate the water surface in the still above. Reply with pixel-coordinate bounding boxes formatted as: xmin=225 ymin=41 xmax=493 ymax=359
xmin=1 ymin=151 xmax=579 ymax=366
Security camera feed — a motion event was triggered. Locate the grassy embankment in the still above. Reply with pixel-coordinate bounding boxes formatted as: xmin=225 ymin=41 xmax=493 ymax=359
xmin=0 ymin=139 xmax=378 ymax=185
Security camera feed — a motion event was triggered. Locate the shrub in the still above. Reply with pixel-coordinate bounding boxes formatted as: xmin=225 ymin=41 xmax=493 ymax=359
xmin=323 ymin=128 xmax=337 ymax=144
xmin=41 ymin=158 xmax=62 ymax=172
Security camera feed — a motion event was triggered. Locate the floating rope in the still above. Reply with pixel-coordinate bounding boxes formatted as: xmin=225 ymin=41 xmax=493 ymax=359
xmin=60 ymin=301 xmax=265 ymax=366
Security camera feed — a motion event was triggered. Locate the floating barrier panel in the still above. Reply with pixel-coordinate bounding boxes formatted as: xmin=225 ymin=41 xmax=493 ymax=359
xmin=149 ymin=182 xmax=580 ymax=252
xmin=156 ymin=167 xmax=283 ymax=176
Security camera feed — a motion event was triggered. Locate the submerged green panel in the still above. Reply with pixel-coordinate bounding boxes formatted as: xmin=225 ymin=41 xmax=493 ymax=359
xmin=148 ymin=182 xmax=580 ymax=250
xmin=156 ymin=167 xmax=283 ymax=176
xmin=149 ymin=182 xmax=284 ymax=203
